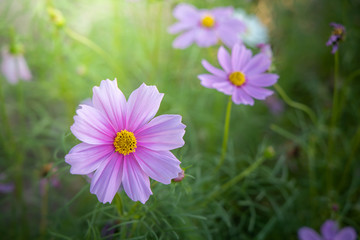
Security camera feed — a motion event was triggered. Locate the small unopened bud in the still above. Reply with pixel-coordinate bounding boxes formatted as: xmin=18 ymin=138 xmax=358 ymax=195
xmin=47 ymin=7 xmax=66 ymax=28
xmin=263 ymin=146 xmax=275 ymax=159
xmin=172 ymin=169 xmax=185 ymax=182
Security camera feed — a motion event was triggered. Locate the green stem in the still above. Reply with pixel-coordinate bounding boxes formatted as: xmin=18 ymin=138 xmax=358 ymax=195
xmin=204 ymin=156 xmax=266 ymax=206
xmin=114 ymin=192 xmax=123 ymax=216
xmin=216 ymin=96 xmax=232 ymax=170
xmin=40 ymin=179 xmax=49 ymax=239
xmin=327 ymin=51 xmax=339 ymax=194
xmin=274 ymin=84 xmax=317 ymax=124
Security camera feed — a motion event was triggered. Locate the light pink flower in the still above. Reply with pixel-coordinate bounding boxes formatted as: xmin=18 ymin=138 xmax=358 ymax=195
xmin=198 ymin=43 xmax=278 ymax=105
xmin=172 ymin=169 xmax=185 ymax=182
xmin=65 ymin=79 xmax=185 ymax=204
xmin=168 ymin=3 xmax=245 ymax=49
xmin=256 ymin=43 xmax=273 ymax=60
xmin=1 ymin=48 xmax=32 ymax=84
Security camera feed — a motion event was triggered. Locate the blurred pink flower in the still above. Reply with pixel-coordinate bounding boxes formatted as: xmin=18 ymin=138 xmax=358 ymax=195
xmin=1 ymin=48 xmax=32 ymax=84
xmin=264 ymin=95 xmax=284 ymax=115
xmin=326 ymin=22 xmax=345 ymax=54
xmin=198 ymin=43 xmax=278 ymax=105
xmin=298 ymin=220 xmax=357 ymax=240
xmin=65 ymin=79 xmax=186 ymax=204
xmin=168 ymin=4 xmax=245 ymax=49
xmin=256 ymin=43 xmax=273 ymax=60
xmin=172 ymin=169 xmax=185 ymax=182
xmin=0 ymin=173 xmax=14 ymax=194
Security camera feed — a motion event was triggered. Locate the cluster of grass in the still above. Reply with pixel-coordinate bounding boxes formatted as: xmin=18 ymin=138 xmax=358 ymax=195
xmin=0 ymin=0 xmax=360 ymax=239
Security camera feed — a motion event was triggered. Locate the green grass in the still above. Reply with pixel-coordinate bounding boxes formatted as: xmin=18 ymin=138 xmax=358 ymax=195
xmin=1 ymin=0 xmax=360 ymax=239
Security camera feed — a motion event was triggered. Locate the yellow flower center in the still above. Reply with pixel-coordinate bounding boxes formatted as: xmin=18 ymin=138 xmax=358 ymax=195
xmin=201 ymin=15 xmax=215 ymax=28
xmin=113 ymin=130 xmax=137 ymax=156
xmin=333 ymin=28 xmax=343 ymax=36
xmin=229 ymin=71 xmax=246 ymax=86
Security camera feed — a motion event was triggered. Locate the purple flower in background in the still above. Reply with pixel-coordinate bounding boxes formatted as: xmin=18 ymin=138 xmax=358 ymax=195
xmin=65 ymin=79 xmax=185 ymax=204
xmin=256 ymin=43 xmax=273 ymax=60
xmin=298 ymin=220 xmax=357 ymax=240
xmin=326 ymin=23 xmax=346 ymax=54
xmin=1 ymin=47 xmax=32 ymax=84
xmin=198 ymin=43 xmax=278 ymax=105
xmin=0 ymin=173 xmax=14 ymax=194
xmin=168 ymin=3 xmax=245 ymax=49
xmin=172 ymin=169 xmax=185 ymax=182
xmin=264 ymin=95 xmax=284 ymax=115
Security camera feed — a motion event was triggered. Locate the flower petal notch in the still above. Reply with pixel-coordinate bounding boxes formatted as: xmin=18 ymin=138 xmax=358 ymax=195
xmin=198 ymin=43 xmax=278 ymax=105
xmin=65 ymin=79 xmax=185 ymax=204
xmin=168 ymin=3 xmax=245 ymax=49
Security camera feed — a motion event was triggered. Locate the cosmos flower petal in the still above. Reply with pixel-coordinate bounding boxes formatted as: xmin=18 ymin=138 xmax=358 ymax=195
xmin=173 ymin=30 xmax=196 ymax=49
xmin=134 ymin=147 xmax=181 ymax=184
xmin=333 ymin=227 xmax=357 ymax=240
xmin=122 ymin=154 xmax=152 ymax=204
xmin=248 ymin=74 xmax=279 ymax=87
xmin=126 ymin=83 xmax=164 ymax=132
xmin=232 ymin=43 xmax=252 ymax=71
xmin=92 ymin=79 xmax=127 ymax=131
xmin=218 ymin=46 xmax=232 ymax=73
xmin=71 ymin=105 xmax=116 ymax=145
xmin=65 ymin=143 xmax=114 ymax=175
xmin=195 ymin=29 xmax=218 ymax=47
xmin=198 ymin=74 xmax=224 ymax=88
xmin=232 ymin=88 xmax=254 ymax=105
xmin=173 ymin=3 xmax=198 ymax=21
xmin=90 ymin=153 xmax=123 ymax=204
xmin=168 ymin=22 xmax=194 ymax=34
xmin=211 ymin=7 xmax=233 ymax=17
xmin=217 ymin=26 xmax=241 ymax=48
xmin=242 ymin=85 xmax=273 ymax=100
xmin=243 ymin=53 xmax=271 ymax=75
xmin=298 ymin=227 xmax=322 ymax=240
xmin=321 ymin=220 xmax=338 ymax=239
xmin=136 ymin=114 xmax=185 ymax=151
xmin=1 ymin=51 xmax=18 ymax=84
xmin=201 ymin=60 xmax=227 ymax=78
xmin=17 ymin=55 xmax=32 ymax=81
xmin=212 ymin=81 xmax=234 ymax=95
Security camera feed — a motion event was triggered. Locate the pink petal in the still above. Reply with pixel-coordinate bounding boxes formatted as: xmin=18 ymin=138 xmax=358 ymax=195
xmin=92 ymin=79 xmax=126 ymax=131
xmin=243 ymin=53 xmax=271 ymax=75
xmin=232 ymin=88 xmax=254 ymax=105
xmin=135 ymin=114 xmax=185 ymax=151
xmin=321 ymin=220 xmax=338 ymax=239
xmin=231 ymin=43 xmax=252 ymax=71
xmin=173 ymin=3 xmax=199 ymax=21
xmin=134 ymin=147 xmax=181 ymax=184
xmin=168 ymin=22 xmax=194 ymax=34
xmin=242 ymin=85 xmax=273 ymax=100
xmin=198 ymin=74 xmax=224 ymax=88
xmin=247 ymin=74 xmax=278 ymax=87
xmin=122 ymin=154 xmax=152 ymax=204
xmin=217 ymin=26 xmax=241 ymax=48
xmin=211 ymin=7 xmax=233 ymax=18
xmin=65 ymin=143 xmax=114 ymax=175
xmin=298 ymin=227 xmax=322 ymax=240
xmin=70 ymin=104 xmax=116 ymax=145
xmin=126 ymin=83 xmax=164 ymax=132
xmin=201 ymin=60 xmax=227 ymax=78
xmin=172 ymin=29 xmax=196 ymax=49
xmin=212 ymin=81 xmax=234 ymax=95
xmin=17 ymin=55 xmax=32 ymax=81
xmin=1 ymin=51 xmax=18 ymax=84
xmin=90 ymin=153 xmax=123 ymax=204
xmin=334 ymin=227 xmax=357 ymax=240
xmin=218 ymin=46 xmax=232 ymax=73
xmin=195 ymin=29 xmax=218 ymax=47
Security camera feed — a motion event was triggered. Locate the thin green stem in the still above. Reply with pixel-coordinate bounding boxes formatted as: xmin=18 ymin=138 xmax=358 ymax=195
xmin=114 ymin=192 xmax=124 ymax=216
xmin=327 ymin=51 xmax=339 ymax=194
xmin=216 ymin=96 xmax=232 ymax=170
xmin=274 ymin=84 xmax=317 ymax=124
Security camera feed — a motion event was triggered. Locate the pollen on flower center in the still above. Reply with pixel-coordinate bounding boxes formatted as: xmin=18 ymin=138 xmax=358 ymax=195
xmin=113 ymin=130 xmax=137 ymax=156
xmin=201 ymin=15 xmax=215 ymax=28
xmin=229 ymin=71 xmax=246 ymax=86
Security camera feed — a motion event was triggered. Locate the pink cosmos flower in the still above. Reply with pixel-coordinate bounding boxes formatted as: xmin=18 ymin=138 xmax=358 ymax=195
xmin=1 ymin=48 xmax=32 ymax=84
xmin=65 ymin=79 xmax=185 ymax=204
xmin=256 ymin=43 xmax=273 ymax=60
xmin=168 ymin=4 xmax=245 ymax=49
xmin=298 ymin=220 xmax=357 ymax=240
xmin=198 ymin=43 xmax=278 ymax=105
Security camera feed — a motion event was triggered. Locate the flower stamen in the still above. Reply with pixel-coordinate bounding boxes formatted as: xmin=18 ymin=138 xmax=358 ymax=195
xmin=113 ymin=130 xmax=137 ymax=155
xmin=229 ymin=71 xmax=246 ymax=86
xmin=201 ymin=15 xmax=215 ymax=28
